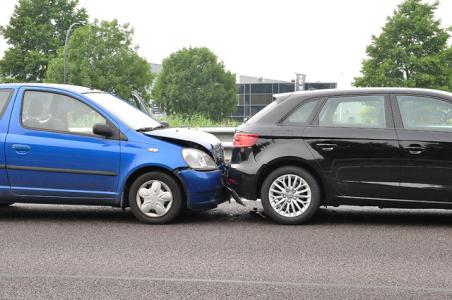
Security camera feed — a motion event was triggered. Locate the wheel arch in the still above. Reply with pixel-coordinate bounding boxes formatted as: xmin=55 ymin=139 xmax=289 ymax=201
xmin=121 ymin=166 xmax=187 ymax=209
xmin=256 ymin=157 xmax=327 ymax=203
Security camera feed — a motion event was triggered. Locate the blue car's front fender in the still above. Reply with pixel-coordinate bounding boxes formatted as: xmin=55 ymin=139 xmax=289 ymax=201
xmin=117 ymin=137 xmax=186 ymax=196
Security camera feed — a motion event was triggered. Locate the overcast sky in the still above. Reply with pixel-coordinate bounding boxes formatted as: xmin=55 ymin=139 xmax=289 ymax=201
xmin=0 ymin=0 xmax=451 ymax=87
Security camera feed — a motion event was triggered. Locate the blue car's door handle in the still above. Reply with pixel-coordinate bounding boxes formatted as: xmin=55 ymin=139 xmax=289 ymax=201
xmin=12 ymin=144 xmax=31 ymax=154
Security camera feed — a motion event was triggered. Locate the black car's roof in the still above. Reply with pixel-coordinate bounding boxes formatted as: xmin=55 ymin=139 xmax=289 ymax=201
xmin=276 ymin=87 xmax=452 ymax=100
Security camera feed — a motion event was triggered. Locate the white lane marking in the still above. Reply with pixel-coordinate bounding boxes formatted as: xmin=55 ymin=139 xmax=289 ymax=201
xmin=0 ymin=273 xmax=451 ymax=294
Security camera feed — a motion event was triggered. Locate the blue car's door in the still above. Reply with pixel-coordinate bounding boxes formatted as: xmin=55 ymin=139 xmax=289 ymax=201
xmin=5 ymin=87 xmax=121 ymax=201
xmin=0 ymin=88 xmax=16 ymax=198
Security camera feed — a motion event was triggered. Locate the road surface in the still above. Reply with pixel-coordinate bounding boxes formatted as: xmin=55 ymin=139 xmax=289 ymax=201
xmin=0 ymin=202 xmax=451 ymax=299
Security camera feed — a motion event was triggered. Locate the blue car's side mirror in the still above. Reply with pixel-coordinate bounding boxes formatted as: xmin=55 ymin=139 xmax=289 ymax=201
xmin=93 ymin=123 xmax=114 ymax=138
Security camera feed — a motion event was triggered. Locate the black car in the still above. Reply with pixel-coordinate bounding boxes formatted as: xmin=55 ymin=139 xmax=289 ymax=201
xmin=228 ymin=88 xmax=452 ymax=224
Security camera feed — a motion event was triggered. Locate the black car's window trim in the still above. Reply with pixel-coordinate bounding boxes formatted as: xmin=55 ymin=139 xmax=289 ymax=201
xmin=0 ymin=89 xmax=14 ymax=120
xmin=279 ymin=97 xmax=323 ymax=126
xmin=309 ymin=93 xmax=394 ymax=129
xmin=390 ymin=93 xmax=452 ymax=133
xmin=384 ymin=95 xmax=395 ymax=129
xmin=19 ymin=89 xmax=124 ymax=141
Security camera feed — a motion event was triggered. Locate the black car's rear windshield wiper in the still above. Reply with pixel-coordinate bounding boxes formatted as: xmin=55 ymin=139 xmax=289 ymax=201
xmin=136 ymin=123 xmax=169 ymax=132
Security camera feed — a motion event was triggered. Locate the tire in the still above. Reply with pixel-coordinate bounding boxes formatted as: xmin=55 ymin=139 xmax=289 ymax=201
xmin=129 ymin=172 xmax=183 ymax=224
xmin=261 ymin=166 xmax=321 ymax=225
xmin=0 ymin=202 xmax=14 ymax=207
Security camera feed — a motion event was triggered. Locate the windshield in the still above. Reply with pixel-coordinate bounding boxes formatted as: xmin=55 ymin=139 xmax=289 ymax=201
xmin=87 ymin=93 xmax=161 ymax=130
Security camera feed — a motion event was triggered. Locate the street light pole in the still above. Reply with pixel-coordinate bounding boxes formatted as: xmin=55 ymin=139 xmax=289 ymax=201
xmin=64 ymin=22 xmax=82 ymax=84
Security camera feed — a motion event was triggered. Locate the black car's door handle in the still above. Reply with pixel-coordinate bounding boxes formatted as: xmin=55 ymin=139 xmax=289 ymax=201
xmin=316 ymin=143 xmax=337 ymax=152
xmin=404 ymin=144 xmax=425 ymax=155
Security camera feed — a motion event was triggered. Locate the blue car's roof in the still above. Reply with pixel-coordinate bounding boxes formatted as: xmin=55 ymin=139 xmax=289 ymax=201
xmin=0 ymin=83 xmax=103 ymax=94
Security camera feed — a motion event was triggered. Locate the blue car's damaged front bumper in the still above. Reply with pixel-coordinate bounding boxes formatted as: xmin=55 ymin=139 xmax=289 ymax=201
xmin=176 ymin=168 xmax=230 ymax=210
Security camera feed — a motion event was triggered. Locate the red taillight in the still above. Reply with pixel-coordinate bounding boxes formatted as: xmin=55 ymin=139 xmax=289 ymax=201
xmin=233 ymin=133 xmax=259 ymax=148
xmin=228 ymin=178 xmax=238 ymax=185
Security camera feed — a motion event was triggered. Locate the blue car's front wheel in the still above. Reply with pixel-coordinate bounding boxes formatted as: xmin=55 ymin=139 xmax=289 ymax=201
xmin=129 ymin=172 xmax=183 ymax=224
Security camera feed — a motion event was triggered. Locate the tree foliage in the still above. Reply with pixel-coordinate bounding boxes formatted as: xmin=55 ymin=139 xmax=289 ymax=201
xmin=152 ymin=47 xmax=237 ymax=120
xmin=0 ymin=0 xmax=88 ymax=82
xmin=46 ymin=20 xmax=154 ymax=101
xmin=445 ymin=45 xmax=452 ymax=89
xmin=354 ymin=0 xmax=451 ymax=91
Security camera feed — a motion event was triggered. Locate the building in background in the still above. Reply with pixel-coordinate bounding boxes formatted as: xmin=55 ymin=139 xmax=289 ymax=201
xmin=234 ymin=75 xmax=336 ymax=121
xmin=149 ymin=63 xmax=336 ymax=120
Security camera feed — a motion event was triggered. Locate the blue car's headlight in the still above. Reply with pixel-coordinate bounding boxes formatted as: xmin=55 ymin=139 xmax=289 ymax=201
xmin=182 ymin=148 xmax=217 ymax=171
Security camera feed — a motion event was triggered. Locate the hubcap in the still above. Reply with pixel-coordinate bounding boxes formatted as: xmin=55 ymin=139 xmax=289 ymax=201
xmin=268 ymin=174 xmax=311 ymax=218
xmin=136 ymin=180 xmax=173 ymax=218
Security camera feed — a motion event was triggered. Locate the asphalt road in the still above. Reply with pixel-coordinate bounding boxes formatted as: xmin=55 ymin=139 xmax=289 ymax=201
xmin=0 ymin=202 xmax=451 ymax=299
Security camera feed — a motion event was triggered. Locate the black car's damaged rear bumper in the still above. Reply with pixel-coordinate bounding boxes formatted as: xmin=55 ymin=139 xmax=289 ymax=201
xmin=227 ymin=164 xmax=259 ymax=201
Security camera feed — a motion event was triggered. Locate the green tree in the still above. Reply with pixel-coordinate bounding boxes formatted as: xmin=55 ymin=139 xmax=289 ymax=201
xmin=0 ymin=0 xmax=88 ymax=82
xmin=152 ymin=47 xmax=237 ymax=120
xmin=444 ymin=45 xmax=452 ymax=89
xmin=45 ymin=20 xmax=154 ymax=101
xmin=354 ymin=0 xmax=451 ymax=91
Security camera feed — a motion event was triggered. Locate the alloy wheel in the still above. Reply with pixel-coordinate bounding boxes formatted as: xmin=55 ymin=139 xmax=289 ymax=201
xmin=268 ymin=174 xmax=311 ymax=217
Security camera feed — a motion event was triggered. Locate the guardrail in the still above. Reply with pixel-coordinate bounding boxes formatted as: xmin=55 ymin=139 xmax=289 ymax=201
xmin=198 ymin=127 xmax=236 ymax=161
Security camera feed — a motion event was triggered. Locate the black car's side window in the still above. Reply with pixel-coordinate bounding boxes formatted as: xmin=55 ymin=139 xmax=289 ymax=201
xmin=283 ymin=99 xmax=318 ymax=124
xmin=21 ymin=91 xmax=107 ymax=136
xmin=319 ymin=95 xmax=386 ymax=128
xmin=396 ymin=95 xmax=452 ymax=132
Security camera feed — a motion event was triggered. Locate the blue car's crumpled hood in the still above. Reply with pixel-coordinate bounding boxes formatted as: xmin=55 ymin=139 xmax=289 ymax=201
xmin=143 ymin=128 xmax=224 ymax=163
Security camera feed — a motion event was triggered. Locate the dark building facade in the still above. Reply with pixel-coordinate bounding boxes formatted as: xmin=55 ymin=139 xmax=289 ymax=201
xmin=232 ymin=77 xmax=336 ymax=121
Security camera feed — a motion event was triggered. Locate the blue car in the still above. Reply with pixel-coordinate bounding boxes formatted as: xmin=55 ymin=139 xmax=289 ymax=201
xmin=0 ymin=83 xmax=232 ymax=224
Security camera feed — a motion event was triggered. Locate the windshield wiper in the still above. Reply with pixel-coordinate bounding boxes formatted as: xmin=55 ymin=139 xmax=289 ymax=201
xmin=136 ymin=122 xmax=169 ymax=132
xmin=136 ymin=127 xmax=155 ymax=132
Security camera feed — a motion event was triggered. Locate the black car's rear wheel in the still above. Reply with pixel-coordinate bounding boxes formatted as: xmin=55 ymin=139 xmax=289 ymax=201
xmin=261 ymin=166 xmax=320 ymax=225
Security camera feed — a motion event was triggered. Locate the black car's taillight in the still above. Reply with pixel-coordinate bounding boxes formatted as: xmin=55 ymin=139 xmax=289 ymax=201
xmin=233 ymin=133 xmax=259 ymax=148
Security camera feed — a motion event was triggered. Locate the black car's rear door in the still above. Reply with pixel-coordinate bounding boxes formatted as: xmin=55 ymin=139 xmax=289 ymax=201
xmin=303 ymin=93 xmax=400 ymax=202
xmin=392 ymin=93 xmax=452 ymax=203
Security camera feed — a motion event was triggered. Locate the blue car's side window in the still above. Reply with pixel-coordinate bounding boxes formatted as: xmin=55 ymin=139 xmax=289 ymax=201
xmin=0 ymin=89 xmax=14 ymax=119
xmin=21 ymin=91 xmax=107 ymax=136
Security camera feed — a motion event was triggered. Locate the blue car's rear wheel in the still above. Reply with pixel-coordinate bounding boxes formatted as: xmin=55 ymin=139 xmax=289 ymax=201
xmin=129 ymin=172 xmax=183 ymax=224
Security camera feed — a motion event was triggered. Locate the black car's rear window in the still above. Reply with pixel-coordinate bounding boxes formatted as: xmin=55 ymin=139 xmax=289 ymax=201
xmin=0 ymin=89 xmax=13 ymax=118
xmin=246 ymin=101 xmax=278 ymax=124
xmin=283 ymin=98 xmax=319 ymax=124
